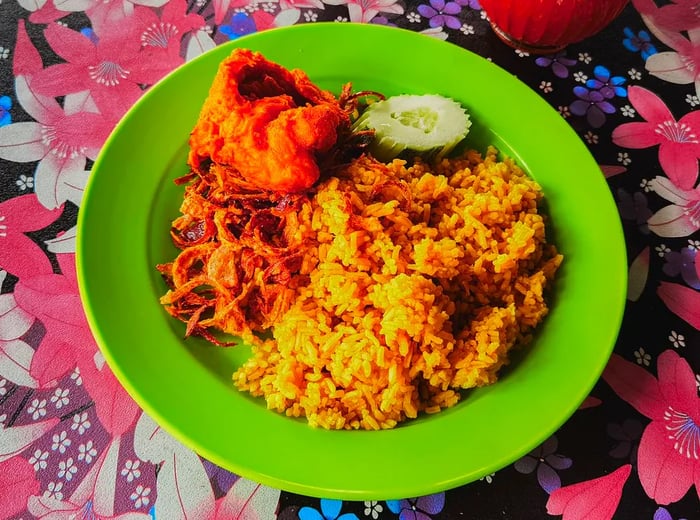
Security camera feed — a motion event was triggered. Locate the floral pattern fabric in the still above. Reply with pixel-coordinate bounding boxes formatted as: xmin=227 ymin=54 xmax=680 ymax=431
xmin=0 ymin=0 xmax=698 ymax=518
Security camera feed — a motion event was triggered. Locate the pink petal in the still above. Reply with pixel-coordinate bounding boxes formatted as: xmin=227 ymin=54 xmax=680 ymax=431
xmin=44 ymin=22 xmax=95 ymax=64
xmin=29 ymin=330 xmax=77 ymax=387
xmin=0 ymin=233 xmax=55 ymax=280
xmin=648 ymin=204 xmax=700 ymax=238
xmin=658 ymin=142 xmax=700 ymax=190
xmin=0 ymin=457 xmax=40 ymax=520
xmin=89 ymin=82 xmax=143 ymax=123
xmin=13 ymin=20 xmax=43 ymax=76
xmin=611 ymin=122 xmax=662 ymax=149
xmin=56 ymin=253 xmax=78 ymax=289
xmin=657 ymin=282 xmax=700 ymax=330
xmin=602 ymin=354 xmax=666 ymax=420
xmin=627 ymin=86 xmax=675 ymax=125
xmin=31 ymin=63 xmax=90 ymax=98
xmin=0 ymin=192 xmax=63 ymax=230
xmin=579 ymin=396 xmax=602 ymax=409
xmin=78 ymin=356 xmax=139 ymax=436
xmin=656 ymin=350 xmax=698 ymax=415
xmin=0 ymin=122 xmax=47 ymax=162
xmin=546 ymin=464 xmax=631 ymax=520
xmin=646 ymin=52 xmax=696 ymax=85
xmin=13 ymin=273 xmax=85 ymax=326
xmin=14 ymin=75 xmax=63 ymax=123
xmin=637 ymin=421 xmax=694 ymax=504
xmin=28 ymin=0 xmax=74 ymax=24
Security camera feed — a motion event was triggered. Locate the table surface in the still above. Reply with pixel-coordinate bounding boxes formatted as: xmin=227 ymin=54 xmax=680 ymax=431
xmin=1 ymin=0 xmax=699 ymax=519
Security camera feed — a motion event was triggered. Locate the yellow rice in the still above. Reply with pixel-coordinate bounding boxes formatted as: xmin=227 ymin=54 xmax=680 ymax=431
xmin=233 ymin=147 xmax=562 ymax=430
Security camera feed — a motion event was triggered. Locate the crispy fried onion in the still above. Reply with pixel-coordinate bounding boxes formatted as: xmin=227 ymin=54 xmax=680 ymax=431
xmin=157 ymin=162 xmax=312 ymax=345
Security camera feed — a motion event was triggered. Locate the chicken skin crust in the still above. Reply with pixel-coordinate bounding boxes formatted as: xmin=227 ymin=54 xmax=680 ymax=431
xmin=187 ymin=48 xmax=350 ymax=193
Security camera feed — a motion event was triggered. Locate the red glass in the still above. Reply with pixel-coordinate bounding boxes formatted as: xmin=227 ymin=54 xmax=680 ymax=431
xmin=479 ymin=0 xmax=630 ymax=54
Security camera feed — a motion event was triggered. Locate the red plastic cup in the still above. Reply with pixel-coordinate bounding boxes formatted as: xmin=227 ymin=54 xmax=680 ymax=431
xmin=479 ymin=0 xmax=630 ymax=54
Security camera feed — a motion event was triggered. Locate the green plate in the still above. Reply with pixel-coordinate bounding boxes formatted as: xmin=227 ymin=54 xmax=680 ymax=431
xmin=77 ymin=23 xmax=627 ymax=500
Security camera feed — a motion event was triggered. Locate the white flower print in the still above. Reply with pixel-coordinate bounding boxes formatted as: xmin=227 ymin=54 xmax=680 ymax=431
xmin=261 ymin=2 xmax=275 ymax=12
xmin=121 ymin=459 xmax=142 ymax=482
xmin=655 ymin=244 xmax=671 ymax=257
xmin=71 ymin=411 xmax=91 ymax=435
xmin=27 ymin=398 xmax=47 ymax=420
xmin=620 ymin=104 xmax=636 ymax=117
xmin=617 ymin=152 xmax=632 ymax=166
xmin=628 ymin=68 xmax=642 ymax=80
xmin=640 ymin=178 xmax=652 ymax=192
xmin=44 ymin=481 xmax=63 ymax=501
xmin=15 ymin=174 xmax=34 ymax=190
xmin=686 ymin=94 xmax=700 ymax=107
xmin=578 ymin=52 xmax=592 ymax=64
xmin=363 ymin=501 xmax=383 ymax=519
xmin=52 ymin=431 xmax=71 ymax=453
xmin=58 ymin=457 xmax=77 ymax=481
xmin=558 ymin=106 xmax=571 ymax=118
xmin=479 ymin=9 xmax=487 ymax=19
xmin=407 ymin=12 xmax=421 ymax=22
xmin=515 ymin=48 xmax=530 ymax=58
xmin=70 ymin=366 xmax=82 ymax=386
xmin=130 ymin=485 xmax=151 ymax=509
xmin=50 ymin=387 xmax=70 ymax=409
xmin=573 ymin=71 xmax=588 ymax=83
xmin=688 ymin=239 xmax=700 ymax=251
xmin=634 ymin=347 xmax=651 ymax=366
xmin=696 ymin=373 xmax=700 ymax=390
xmin=78 ymin=440 xmax=97 ymax=464
xmin=0 ymin=378 xmax=6 ymax=396
xmin=303 ymin=10 xmax=317 ymax=22
xmin=584 ymin=131 xmax=598 ymax=144
xmin=669 ymin=330 xmax=686 ymax=348
xmin=460 ymin=23 xmax=475 ymax=35
xmin=335 ymin=16 xmax=348 ymax=21
xmin=539 ymin=81 xmax=553 ymax=93
xmin=195 ymin=0 xmax=205 ymax=6
xmin=29 ymin=449 xmax=49 ymax=471
xmin=0 ymin=47 xmax=9 ymax=59
xmin=480 ymin=472 xmax=495 ymax=483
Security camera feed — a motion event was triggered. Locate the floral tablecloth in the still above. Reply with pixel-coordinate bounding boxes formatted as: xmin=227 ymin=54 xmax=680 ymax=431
xmin=1 ymin=0 xmax=699 ymax=518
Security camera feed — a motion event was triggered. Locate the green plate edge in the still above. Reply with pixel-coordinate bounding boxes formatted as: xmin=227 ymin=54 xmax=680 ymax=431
xmin=76 ymin=22 xmax=627 ymax=500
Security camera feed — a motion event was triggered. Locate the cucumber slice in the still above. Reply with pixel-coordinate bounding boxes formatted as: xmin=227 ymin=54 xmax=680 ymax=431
xmin=352 ymin=94 xmax=471 ymax=162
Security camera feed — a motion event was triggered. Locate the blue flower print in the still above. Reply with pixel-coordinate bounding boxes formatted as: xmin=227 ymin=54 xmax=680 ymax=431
xmin=0 ymin=96 xmax=12 ymax=127
xmin=535 ymin=51 xmax=577 ymax=79
xmin=570 ymin=86 xmax=616 ymax=128
xmin=585 ymin=65 xmax=627 ymax=99
xmin=299 ymin=499 xmax=358 ymax=520
xmin=417 ymin=0 xmax=464 ymax=30
xmin=623 ymin=27 xmax=657 ymax=61
xmin=513 ymin=435 xmax=572 ymax=494
xmin=663 ymin=246 xmax=700 ymax=289
xmin=386 ymin=493 xmax=445 ymax=520
xmin=220 ymin=12 xmax=257 ymax=40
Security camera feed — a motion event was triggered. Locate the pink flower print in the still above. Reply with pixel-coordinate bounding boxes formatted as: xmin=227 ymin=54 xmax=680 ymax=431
xmin=643 ymin=18 xmax=700 ymax=96
xmin=647 ymin=176 xmax=700 ymax=237
xmin=1 ymin=22 xmax=111 ymax=210
xmin=130 ymin=0 xmax=204 ymax=79
xmin=323 ymin=0 xmax=404 ymax=23
xmin=657 ymin=281 xmax=700 ymax=330
xmin=0 ymin=456 xmax=40 ymax=520
xmin=14 ymin=253 xmax=96 ymax=387
xmin=603 ymin=350 xmax=700 ymax=504
xmin=28 ymin=437 xmax=152 ymax=519
xmin=546 ymin=464 xmax=632 ymax=520
xmin=653 ymin=0 xmax=700 ymax=32
xmin=612 ymin=86 xmax=700 ymax=190
xmin=0 ymin=195 xmax=62 ymax=279
xmin=31 ymin=22 xmax=166 ymax=122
